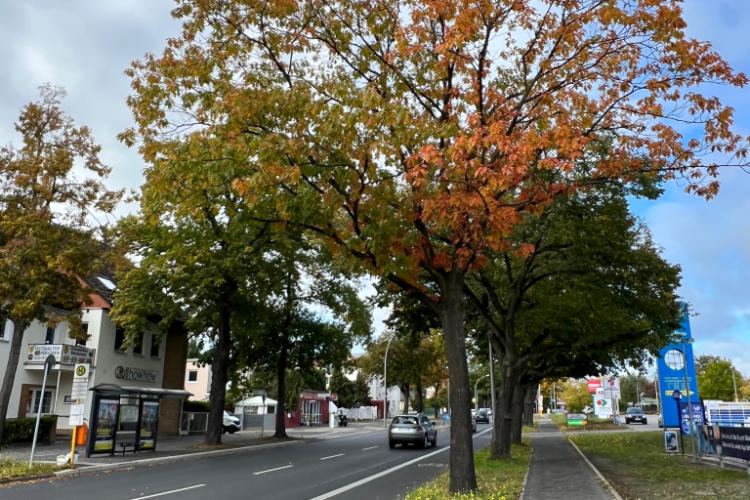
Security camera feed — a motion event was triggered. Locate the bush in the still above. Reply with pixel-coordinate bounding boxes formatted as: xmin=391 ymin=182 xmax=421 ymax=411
xmin=182 ymin=400 xmax=211 ymax=412
xmin=1 ymin=416 xmax=58 ymax=445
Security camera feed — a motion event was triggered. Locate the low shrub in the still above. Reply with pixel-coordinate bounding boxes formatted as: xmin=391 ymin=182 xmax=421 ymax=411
xmin=0 ymin=416 xmax=57 ymax=445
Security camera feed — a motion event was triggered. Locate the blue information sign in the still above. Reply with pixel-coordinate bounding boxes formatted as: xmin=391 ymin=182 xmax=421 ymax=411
xmin=657 ymin=307 xmax=699 ymax=428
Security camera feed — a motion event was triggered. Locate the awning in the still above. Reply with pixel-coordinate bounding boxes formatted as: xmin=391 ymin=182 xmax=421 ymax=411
xmin=90 ymin=383 xmax=192 ymax=399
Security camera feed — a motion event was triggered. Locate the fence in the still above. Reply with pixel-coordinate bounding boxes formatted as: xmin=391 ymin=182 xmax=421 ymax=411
xmin=180 ymin=412 xmax=209 ymax=435
xmin=337 ymin=406 xmax=378 ymax=421
xmin=241 ymin=413 xmax=275 ymax=431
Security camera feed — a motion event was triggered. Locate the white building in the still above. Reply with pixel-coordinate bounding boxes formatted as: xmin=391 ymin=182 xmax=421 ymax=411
xmin=0 ymin=273 xmax=189 ymax=436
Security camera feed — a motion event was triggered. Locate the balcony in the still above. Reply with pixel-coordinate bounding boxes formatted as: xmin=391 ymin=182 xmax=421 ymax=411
xmin=24 ymin=343 xmax=95 ymax=370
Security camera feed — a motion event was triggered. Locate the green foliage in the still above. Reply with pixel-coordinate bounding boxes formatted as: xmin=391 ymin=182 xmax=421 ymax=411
xmin=330 ymin=371 xmax=371 ymax=408
xmin=697 ymin=358 xmax=742 ymax=401
xmin=559 ymin=380 xmax=590 ymax=413
xmin=0 ymin=416 xmax=57 ymax=445
xmin=182 ymin=400 xmax=211 ymax=412
xmin=405 ymin=443 xmax=531 ymax=500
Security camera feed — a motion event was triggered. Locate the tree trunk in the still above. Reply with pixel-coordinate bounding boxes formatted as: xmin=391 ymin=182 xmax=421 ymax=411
xmin=490 ymin=366 xmax=517 ymax=459
xmin=0 ymin=319 xmax=28 ymax=448
xmin=206 ymin=306 xmax=232 ymax=445
xmin=401 ymin=383 xmax=410 ymax=415
xmin=416 ymin=379 xmax=424 ymax=413
xmin=438 ymin=269 xmax=477 ymax=493
xmin=274 ymin=342 xmax=289 ymax=438
xmin=523 ymin=385 xmax=536 ymax=427
xmin=511 ymin=382 xmax=524 ymax=444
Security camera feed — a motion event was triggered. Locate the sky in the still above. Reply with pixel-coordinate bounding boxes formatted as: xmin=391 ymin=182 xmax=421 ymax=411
xmin=1 ymin=1 xmax=748 ymax=376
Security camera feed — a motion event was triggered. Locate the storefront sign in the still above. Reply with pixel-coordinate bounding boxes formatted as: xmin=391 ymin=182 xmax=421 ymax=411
xmin=26 ymin=344 xmax=95 ymax=364
xmin=115 ymin=366 xmax=158 ymax=383
xmin=587 ymin=379 xmax=602 ymax=393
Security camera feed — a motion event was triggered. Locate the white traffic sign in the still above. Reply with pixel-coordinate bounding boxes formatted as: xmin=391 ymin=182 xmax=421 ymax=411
xmin=71 ymin=363 xmax=90 ymax=403
xmin=69 ymin=404 xmax=85 ymax=426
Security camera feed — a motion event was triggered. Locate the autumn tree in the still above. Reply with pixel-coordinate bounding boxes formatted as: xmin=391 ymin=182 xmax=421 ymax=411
xmin=0 ymin=85 xmax=121 ymax=445
xmin=123 ymin=1 xmax=748 ymax=491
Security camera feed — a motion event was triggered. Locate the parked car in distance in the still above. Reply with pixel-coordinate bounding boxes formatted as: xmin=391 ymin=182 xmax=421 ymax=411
xmin=475 ymin=409 xmax=490 ymax=424
xmin=388 ymin=414 xmax=438 ymax=449
xmin=223 ymin=411 xmax=241 ymax=433
xmin=625 ymin=407 xmax=647 ymax=425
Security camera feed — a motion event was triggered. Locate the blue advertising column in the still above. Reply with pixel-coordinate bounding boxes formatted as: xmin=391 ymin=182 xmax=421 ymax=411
xmin=657 ymin=308 xmax=699 ymax=428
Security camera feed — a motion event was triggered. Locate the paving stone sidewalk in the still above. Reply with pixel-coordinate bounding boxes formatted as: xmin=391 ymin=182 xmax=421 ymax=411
xmin=523 ymin=417 xmax=615 ymax=500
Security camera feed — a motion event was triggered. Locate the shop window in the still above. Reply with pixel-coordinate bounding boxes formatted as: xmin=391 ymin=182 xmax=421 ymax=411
xmin=187 ymin=370 xmax=198 ymax=382
xmin=114 ymin=327 xmax=126 ymax=351
xmin=30 ymin=389 xmax=53 ymax=416
xmin=75 ymin=322 xmax=88 ymax=346
xmin=1 ymin=319 xmax=12 ymax=341
xmin=133 ymin=332 xmax=144 ymax=355
xmin=45 ymin=326 xmax=55 ymax=344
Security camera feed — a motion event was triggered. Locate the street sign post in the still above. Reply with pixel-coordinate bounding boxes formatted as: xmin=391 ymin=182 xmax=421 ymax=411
xmin=30 ymin=355 xmax=55 ymax=466
xmin=672 ymin=389 xmax=684 ymax=454
xmin=69 ymin=363 xmax=90 ymax=466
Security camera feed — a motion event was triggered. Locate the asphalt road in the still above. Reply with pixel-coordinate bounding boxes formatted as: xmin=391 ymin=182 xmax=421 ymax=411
xmin=2 ymin=425 xmax=493 ymax=500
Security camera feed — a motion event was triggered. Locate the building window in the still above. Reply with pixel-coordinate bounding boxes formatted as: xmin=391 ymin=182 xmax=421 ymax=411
xmin=132 ymin=332 xmax=144 ymax=355
xmin=114 ymin=327 xmax=126 ymax=351
xmin=75 ymin=322 xmax=88 ymax=347
xmin=1 ymin=319 xmax=12 ymax=341
xmin=187 ymin=370 xmax=198 ymax=383
xmin=150 ymin=334 xmax=160 ymax=357
xmin=30 ymin=389 xmax=53 ymax=416
xmin=45 ymin=326 xmax=55 ymax=344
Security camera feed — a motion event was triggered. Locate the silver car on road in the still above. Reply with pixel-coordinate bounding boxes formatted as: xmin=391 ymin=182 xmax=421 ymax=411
xmin=388 ymin=414 xmax=438 ymax=449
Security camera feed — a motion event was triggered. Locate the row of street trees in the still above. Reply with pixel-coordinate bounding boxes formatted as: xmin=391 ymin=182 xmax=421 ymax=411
xmin=115 ymin=0 xmax=748 ymax=493
xmin=3 ymin=1 xmax=749 ymax=494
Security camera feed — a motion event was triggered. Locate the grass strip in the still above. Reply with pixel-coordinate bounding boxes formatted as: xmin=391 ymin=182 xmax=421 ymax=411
xmin=0 ymin=457 xmax=67 ymax=480
xmin=405 ymin=440 xmax=531 ymax=500
xmin=569 ymin=431 xmax=750 ymax=499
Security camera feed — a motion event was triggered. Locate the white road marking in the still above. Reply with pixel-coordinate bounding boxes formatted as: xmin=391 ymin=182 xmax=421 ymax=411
xmin=361 ymin=446 xmax=378 ymax=451
xmin=129 ymin=484 xmax=205 ymax=499
xmin=309 ymin=427 xmax=493 ymax=500
xmin=253 ymin=464 xmax=294 ymax=475
xmin=320 ymin=453 xmax=345 ymax=460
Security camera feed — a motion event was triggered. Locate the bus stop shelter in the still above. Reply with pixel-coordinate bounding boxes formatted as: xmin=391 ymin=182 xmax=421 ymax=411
xmin=86 ymin=383 xmax=191 ymax=457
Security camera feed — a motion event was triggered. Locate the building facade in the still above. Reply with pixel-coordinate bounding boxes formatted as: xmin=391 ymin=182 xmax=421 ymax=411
xmin=0 ymin=274 xmax=188 ymax=436
xmin=184 ymin=359 xmax=212 ymax=401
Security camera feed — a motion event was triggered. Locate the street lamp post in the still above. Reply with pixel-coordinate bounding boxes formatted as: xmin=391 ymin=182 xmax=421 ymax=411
xmin=474 ymin=374 xmax=489 ymax=412
xmin=680 ymin=338 xmax=700 ymax=462
xmin=383 ymin=333 xmax=395 ymax=427
xmin=730 ymin=362 xmax=739 ymax=402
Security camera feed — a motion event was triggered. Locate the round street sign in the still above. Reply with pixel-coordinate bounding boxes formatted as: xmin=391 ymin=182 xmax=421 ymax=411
xmin=45 ymin=354 xmax=56 ymax=370
xmin=672 ymin=389 xmax=682 ymax=400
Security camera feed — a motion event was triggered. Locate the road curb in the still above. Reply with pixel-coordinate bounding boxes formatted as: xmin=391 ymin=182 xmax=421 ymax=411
xmin=568 ymin=438 xmax=623 ymax=500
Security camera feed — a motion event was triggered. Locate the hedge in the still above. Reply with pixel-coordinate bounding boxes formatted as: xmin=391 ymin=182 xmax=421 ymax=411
xmin=1 ymin=416 xmax=58 ymax=445
xmin=182 ymin=400 xmax=211 ymax=412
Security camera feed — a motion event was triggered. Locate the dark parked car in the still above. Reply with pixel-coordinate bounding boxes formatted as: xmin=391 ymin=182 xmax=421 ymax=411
xmin=625 ymin=407 xmax=647 ymax=424
xmin=475 ymin=409 xmax=490 ymax=424
xmin=388 ymin=414 xmax=438 ymax=449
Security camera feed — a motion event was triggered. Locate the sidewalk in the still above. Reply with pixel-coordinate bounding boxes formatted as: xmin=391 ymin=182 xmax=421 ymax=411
xmin=523 ymin=417 xmax=617 ymax=500
xmin=0 ymin=419 xmax=386 ymax=471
